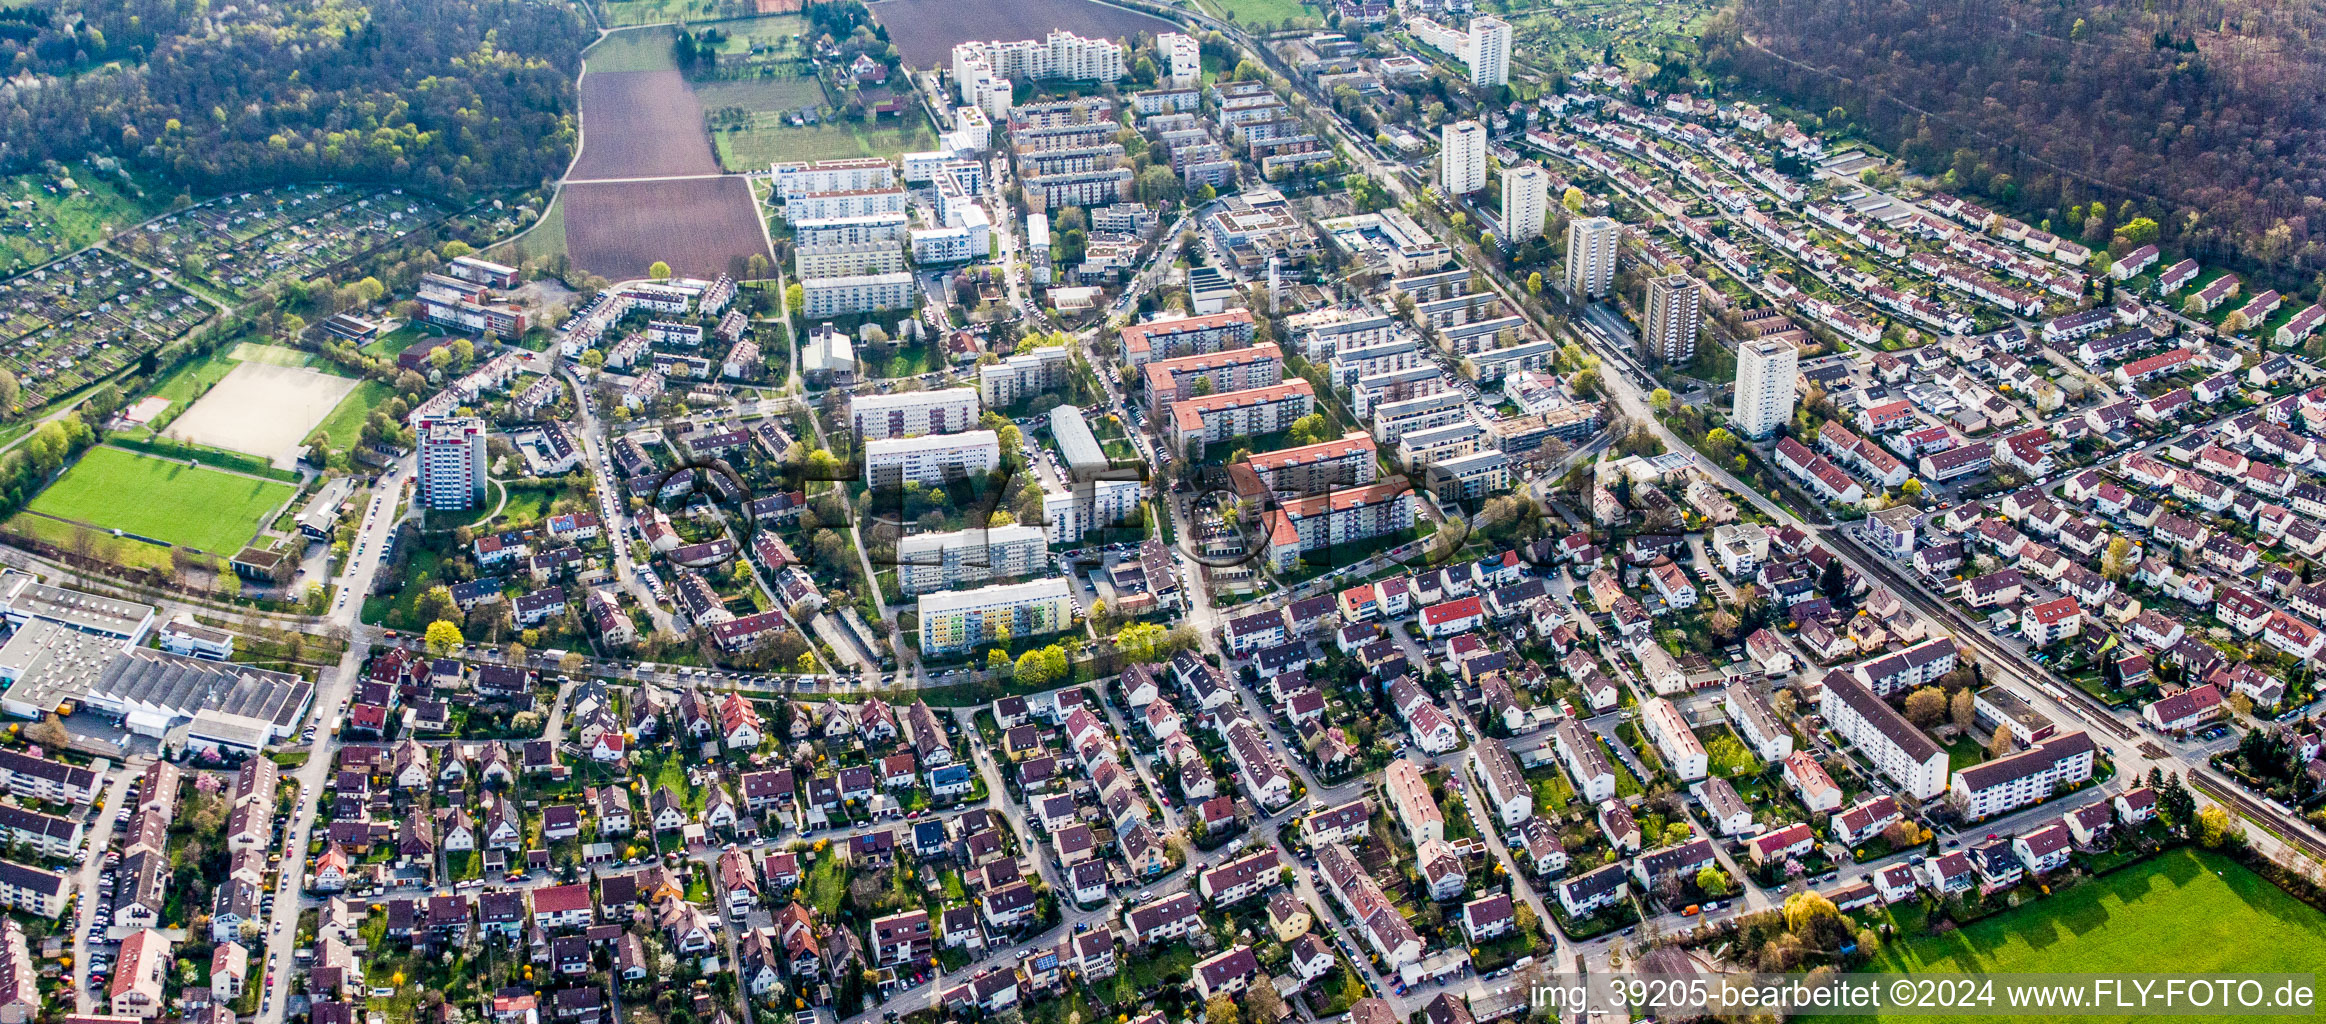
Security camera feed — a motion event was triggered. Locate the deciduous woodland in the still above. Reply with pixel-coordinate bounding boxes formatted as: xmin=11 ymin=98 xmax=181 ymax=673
xmin=1704 ymin=0 xmax=2326 ymax=288
xmin=0 ymin=0 xmax=590 ymax=197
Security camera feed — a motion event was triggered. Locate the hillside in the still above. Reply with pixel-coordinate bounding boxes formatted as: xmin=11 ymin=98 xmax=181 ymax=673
xmin=0 ymin=0 xmax=590 ymax=199
xmin=1703 ymin=0 xmax=2326 ymax=287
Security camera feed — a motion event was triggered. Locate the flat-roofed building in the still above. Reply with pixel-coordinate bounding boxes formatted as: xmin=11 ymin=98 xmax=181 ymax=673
xmin=1141 ymin=343 xmax=1284 ymax=408
xmin=1818 ymin=671 xmax=1949 ymax=799
xmin=897 ymin=526 xmax=1049 ymax=596
xmin=850 ymin=388 xmax=981 ymax=440
xmin=918 ymin=580 xmax=1076 ymax=656
xmin=863 ymin=431 xmax=1001 ymax=489
xmin=1233 ymin=433 xmax=1380 ymax=499
xmin=1120 ymin=311 xmax=1258 ymax=367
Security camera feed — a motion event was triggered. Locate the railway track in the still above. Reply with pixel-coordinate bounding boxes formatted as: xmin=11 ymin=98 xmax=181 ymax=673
xmin=2192 ymin=770 xmax=2326 ymax=863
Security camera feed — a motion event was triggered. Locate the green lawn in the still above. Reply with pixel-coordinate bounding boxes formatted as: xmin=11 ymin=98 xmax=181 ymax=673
xmin=1834 ymin=849 xmax=2326 ymax=1023
xmin=584 ymin=27 xmax=680 ymax=72
xmin=309 ymin=380 xmax=397 ymax=452
xmin=1200 ymin=0 xmax=1319 ymax=25
xmin=493 ymin=194 xmax=568 ymax=268
xmin=145 ymin=347 xmax=243 ymax=412
xmin=230 ymin=341 xmax=355 ymax=375
xmin=598 ymin=0 xmax=759 ymax=26
xmin=25 ymin=446 xmax=296 ymax=553
xmin=715 ymin=116 xmax=941 ymax=169
xmin=1699 ymin=726 xmax=1760 ymax=777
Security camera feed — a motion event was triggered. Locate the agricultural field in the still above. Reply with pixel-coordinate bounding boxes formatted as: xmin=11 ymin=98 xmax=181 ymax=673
xmin=0 ymin=247 xmax=214 ymax=410
xmin=1838 ymin=848 xmax=2326 ymax=1023
xmin=562 ymin=177 xmax=771 ymax=281
xmin=0 ymin=163 xmax=172 ymax=277
xmin=573 ymin=67 xmax=726 ymax=179
xmin=874 ymin=0 xmax=1178 ymax=65
xmin=116 ymin=184 xmax=448 ymax=301
xmin=21 ymin=446 xmax=297 ymax=554
xmin=582 ymin=27 xmax=683 ymax=73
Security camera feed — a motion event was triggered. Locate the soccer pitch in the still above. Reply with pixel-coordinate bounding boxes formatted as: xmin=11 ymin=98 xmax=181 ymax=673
xmin=25 ymin=446 xmax=297 ymax=554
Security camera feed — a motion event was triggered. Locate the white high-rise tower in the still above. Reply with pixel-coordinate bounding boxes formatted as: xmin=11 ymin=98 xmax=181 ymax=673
xmin=1468 ymin=16 xmax=1512 ymax=88
xmin=1502 ymin=164 xmax=1548 ymax=242
xmin=1440 ymin=120 xmax=1487 ymax=195
xmin=1733 ymin=337 xmax=1801 ymax=439
xmin=1564 ymin=216 xmax=1619 ymax=298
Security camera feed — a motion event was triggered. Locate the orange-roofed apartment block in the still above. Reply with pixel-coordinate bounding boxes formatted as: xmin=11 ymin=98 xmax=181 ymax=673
xmin=1258 ymin=478 xmax=1416 ymax=573
xmin=1168 ymin=380 xmax=1316 ymax=460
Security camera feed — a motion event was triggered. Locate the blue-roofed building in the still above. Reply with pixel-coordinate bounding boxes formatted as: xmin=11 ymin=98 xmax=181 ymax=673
xmin=930 ymin=764 xmax=975 ymax=801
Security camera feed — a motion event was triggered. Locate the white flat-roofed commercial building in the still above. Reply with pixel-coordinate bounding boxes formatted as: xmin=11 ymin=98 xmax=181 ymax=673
xmin=1048 ymin=405 xmax=1109 ymax=475
xmin=416 ymin=417 xmax=489 ymax=511
xmin=1564 ymin=217 xmax=1619 ymax=298
xmin=1733 ymin=337 xmax=1800 ymax=439
xmin=1439 ymin=120 xmax=1487 ymax=195
xmin=898 ymin=525 xmax=1049 ymax=596
xmin=919 ymin=579 xmax=1076 ymax=655
xmin=979 ymin=346 xmax=1074 ymax=407
xmin=851 ymin=388 xmax=981 ymax=440
xmin=1041 ymin=478 xmax=1144 ymax=544
xmin=772 ymin=157 xmax=897 ymax=199
xmin=1819 ymin=671 xmax=1949 ymax=799
xmin=1142 ymin=343 xmax=1284 ymax=408
xmin=864 ymin=431 xmax=1001 ymax=489
xmin=801 ymin=272 xmax=915 ymax=318
xmin=1502 ymin=164 xmax=1548 ymax=242
xmin=0 ymin=574 xmax=154 ymax=642
xmin=1468 ymin=15 xmax=1512 ymax=86
xmin=1168 ymin=380 xmax=1316 ymax=459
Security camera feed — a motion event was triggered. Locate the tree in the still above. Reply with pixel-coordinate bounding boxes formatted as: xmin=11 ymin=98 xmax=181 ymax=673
xmin=1771 ymin=688 xmax=1797 ymax=719
xmin=1902 ymin=686 xmax=1946 ymax=726
xmin=1527 ymin=271 xmax=1544 ymax=294
xmin=2222 ymin=311 xmax=2250 ymax=335
xmin=560 ymin=651 xmax=587 ymax=675
xmin=1950 ymin=687 xmax=1977 ymax=732
xmin=986 ymin=649 xmax=1009 ymax=672
xmin=2101 ymin=536 xmax=2134 ymax=579
xmin=1245 ymin=983 xmax=1286 ymax=1024
xmin=1562 ymin=186 xmax=1587 ymax=212
xmin=649 ymin=261 xmax=672 ymax=280
xmin=1900 ymin=478 xmax=1924 ymax=496
xmin=26 ymin=714 xmax=69 ymax=751
xmin=0 ymin=368 xmax=17 ymax=414
xmin=1782 ymin=890 xmax=1840 ymax=935
xmin=2195 ymin=804 xmax=2234 ymax=848
xmin=1205 ymin=993 xmax=1240 ymax=1024
xmin=1695 ymin=865 xmax=1731 ymax=896
xmin=425 ymin=619 xmax=465 ymax=655
xmin=1649 ymin=388 xmax=1672 ymax=413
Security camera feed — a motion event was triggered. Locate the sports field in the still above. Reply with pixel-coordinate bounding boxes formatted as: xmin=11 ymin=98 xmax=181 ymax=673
xmin=25 ymin=446 xmax=297 ymax=553
xmin=309 ymin=380 xmax=399 ymax=454
xmin=1833 ymin=848 xmax=2326 ymax=1022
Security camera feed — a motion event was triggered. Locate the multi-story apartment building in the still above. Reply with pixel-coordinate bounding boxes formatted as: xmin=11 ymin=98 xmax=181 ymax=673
xmin=897 ymin=525 xmax=1048 ymax=596
xmin=1234 ymin=433 xmax=1379 ymax=498
xmin=1024 ymin=168 xmax=1134 ymax=212
xmin=918 ymin=579 xmax=1075 ymax=655
xmin=850 ymin=388 xmax=981 ymax=440
xmin=1424 ymin=450 xmax=1509 ymax=503
xmin=1948 ymin=732 xmax=2097 ymax=820
xmin=1439 ymin=120 xmax=1487 ymax=195
xmin=1168 ymin=380 xmax=1316 ymax=459
xmin=0 ymin=749 xmax=101 ymax=805
xmin=1160 ymin=32 xmax=1200 ymax=87
xmin=1564 ymin=217 xmax=1619 ymax=298
xmin=771 ymin=157 xmax=897 ymax=199
xmin=1733 ymin=337 xmax=1799 ymax=439
xmin=1371 ymin=391 xmax=1470 ymax=444
xmin=1502 ymin=164 xmax=1548 ymax=242
xmin=1120 ymin=310 xmax=1258 ymax=367
xmin=1640 ymin=697 xmax=1708 ymax=781
xmin=787 ymin=187 xmax=909 ymax=221
xmin=1041 ymin=478 xmax=1146 ymax=544
xmin=1467 ymin=15 xmax=1511 ymax=87
xmin=1351 ymin=364 xmax=1447 ymax=419
xmin=1642 ymin=274 xmax=1701 ymax=364
xmin=1819 ymin=671 xmax=1950 ymax=799
xmin=978 ymin=346 xmax=1074 ymax=407
xmin=416 ymin=417 xmax=489 ymax=511
xmin=1258 ymin=478 xmax=1415 ymax=572
xmin=795 ymin=241 xmax=908 ymax=279
xmin=1141 ymin=342 xmax=1284 ymax=408
xmin=800 ymin=273 xmax=915 ymax=318
xmin=863 ymin=431 xmax=1001 ymax=489
xmin=0 ymin=860 xmax=66 ymax=917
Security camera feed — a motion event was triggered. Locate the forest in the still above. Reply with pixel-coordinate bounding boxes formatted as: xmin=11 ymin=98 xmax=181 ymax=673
xmin=0 ymin=0 xmax=592 ymax=199
xmin=1704 ymin=0 xmax=2326 ymax=291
